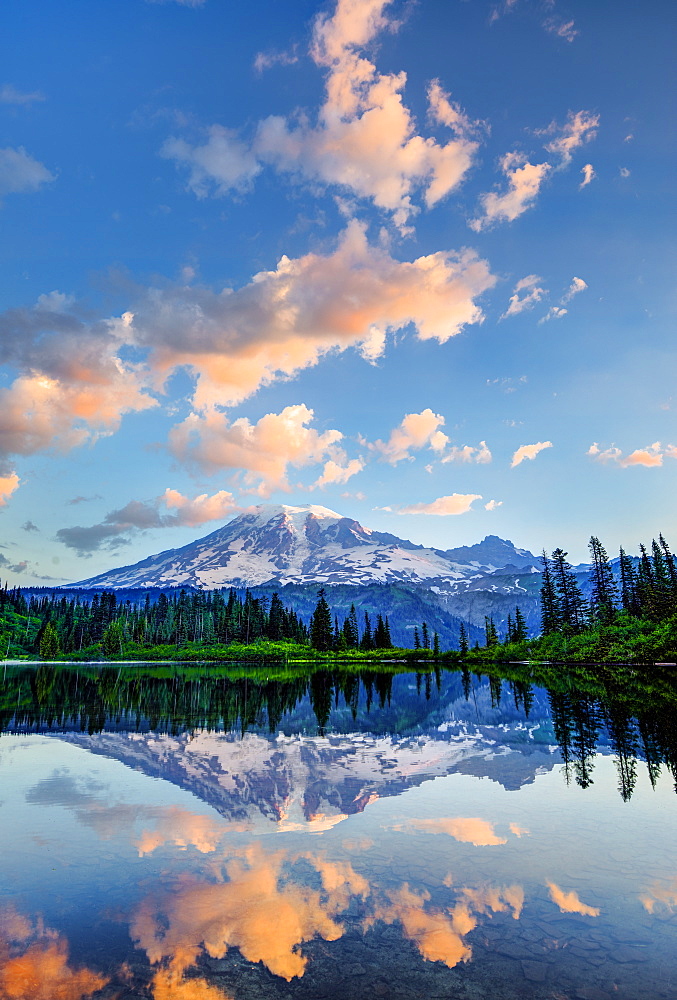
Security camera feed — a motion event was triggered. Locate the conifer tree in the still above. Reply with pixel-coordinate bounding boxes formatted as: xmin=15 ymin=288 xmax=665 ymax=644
xmin=458 ymin=622 xmax=469 ymax=654
xmin=619 ymin=547 xmax=640 ymax=616
xmin=588 ymin=536 xmax=618 ymax=624
xmin=539 ymin=550 xmax=560 ymax=634
xmin=360 ymin=612 xmax=374 ymax=651
xmin=413 ymin=626 xmax=420 ymax=650
xmin=421 ymin=622 xmax=430 ymax=649
xmin=310 ymin=588 xmax=333 ymax=651
xmin=551 ymin=548 xmax=587 ymax=633
xmin=513 ymin=606 xmax=528 ymax=643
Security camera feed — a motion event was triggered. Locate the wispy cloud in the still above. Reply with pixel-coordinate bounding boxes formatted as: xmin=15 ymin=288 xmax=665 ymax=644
xmin=579 ymin=163 xmax=595 ymax=188
xmin=0 ymin=146 xmax=54 ymax=199
xmin=511 ymin=441 xmax=552 ymax=467
xmin=395 ymin=493 xmax=483 ymax=516
xmin=0 ymin=84 xmax=45 ymax=105
xmin=441 ymin=441 xmax=492 ymax=464
xmin=56 ymin=488 xmax=240 ymax=555
xmin=253 ymin=48 xmax=298 ymax=73
xmin=588 ymin=441 xmax=673 ymax=468
xmin=501 ymin=274 xmax=547 ymax=319
xmin=469 ymin=152 xmax=550 ymax=230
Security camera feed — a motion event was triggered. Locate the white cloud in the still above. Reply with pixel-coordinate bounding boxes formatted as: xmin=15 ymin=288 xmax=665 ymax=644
xmin=253 ymin=49 xmax=298 ymax=73
xmin=543 ymin=17 xmax=577 ymax=42
xmin=539 ymin=305 xmax=567 ymax=323
xmin=397 ymin=493 xmax=483 ymax=515
xmin=441 ymin=441 xmax=492 ymax=464
xmin=561 ymin=276 xmax=587 ymax=302
xmin=484 ymin=499 xmax=502 ymax=511
xmin=588 ymin=441 xmax=670 ymax=468
xmin=469 ymin=152 xmax=550 ymax=231
xmin=164 ymin=0 xmax=480 ymax=227
xmin=372 ymin=408 xmax=449 ymax=464
xmin=161 ymin=126 xmax=261 ymax=197
xmin=511 ymin=441 xmax=552 ymax=467
xmin=0 ymin=146 xmax=54 ymax=199
xmin=579 ymin=163 xmax=595 ymax=188
xmin=0 ymin=84 xmax=45 ymax=105
xmin=501 ymin=274 xmax=547 ymax=319
xmin=619 ymin=167 xmax=631 ymax=178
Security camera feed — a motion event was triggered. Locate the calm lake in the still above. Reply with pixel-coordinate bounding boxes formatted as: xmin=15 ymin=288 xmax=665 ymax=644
xmin=1 ymin=662 xmax=676 ymax=1000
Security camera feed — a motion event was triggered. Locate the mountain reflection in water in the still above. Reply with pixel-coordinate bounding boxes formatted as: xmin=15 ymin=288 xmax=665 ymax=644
xmin=1 ymin=663 xmax=676 ymax=1000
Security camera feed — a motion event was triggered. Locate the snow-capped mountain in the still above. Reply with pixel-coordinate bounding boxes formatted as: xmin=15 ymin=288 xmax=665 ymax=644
xmin=72 ymin=503 xmax=539 ymax=591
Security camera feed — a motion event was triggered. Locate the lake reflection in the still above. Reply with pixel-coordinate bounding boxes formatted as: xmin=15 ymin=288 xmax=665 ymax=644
xmin=1 ymin=664 xmax=676 ymax=999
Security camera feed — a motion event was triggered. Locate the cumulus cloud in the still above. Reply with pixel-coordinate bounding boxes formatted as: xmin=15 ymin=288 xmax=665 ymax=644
xmin=0 ymin=472 xmax=20 ymax=506
xmin=0 ymin=227 xmax=494 ymax=477
xmin=580 ymin=163 xmax=595 ymax=188
xmin=168 ymin=404 xmax=346 ymax=494
xmin=501 ymin=274 xmax=547 ymax=319
xmin=469 ymin=152 xmax=550 ymax=230
xmin=397 ymin=493 xmax=483 ymax=516
xmin=0 ymin=146 xmax=54 ymax=199
xmin=0 ymin=84 xmax=45 ymax=105
xmin=21 ymin=520 xmax=39 ymax=532
xmin=405 ymin=817 xmax=507 ymax=846
xmin=546 ymin=882 xmax=600 ymax=916
xmin=511 ymin=441 xmax=552 ymax=467
xmin=371 ymin=408 xmax=449 ymax=464
xmin=588 ymin=441 xmax=670 ymax=468
xmin=485 ymin=499 xmax=502 ymax=510
xmin=56 ymin=488 xmax=239 ymax=555
xmin=0 ymin=909 xmax=108 ymax=1000
xmin=313 ymin=457 xmax=364 ymax=489
xmin=164 ymin=0 xmax=480 ymax=227
xmin=130 ymin=222 xmax=495 ymax=410
xmin=441 ymin=441 xmax=492 ymax=464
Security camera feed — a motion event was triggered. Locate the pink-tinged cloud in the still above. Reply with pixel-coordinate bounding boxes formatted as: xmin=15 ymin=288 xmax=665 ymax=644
xmin=397 ymin=493 xmax=483 ymax=516
xmin=168 ymin=404 xmax=345 ymax=493
xmin=542 ymin=110 xmax=599 ymax=166
xmin=640 ymin=876 xmax=677 ymax=914
xmin=372 ymin=408 xmax=448 ymax=464
xmin=470 ymin=152 xmax=550 ymax=231
xmin=0 ymin=472 xmax=20 ymax=506
xmin=511 ymin=441 xmax=552 ymax=467
xmin=132 ymin=221 xmax=495 ymax=410
xmin=161 ymin=489 xmax=239 ymax=526
xmin=56 ymin=488 xmax=240 ymax=555
xmin=588 ymin=441 xmax=668 ymax=468
xmin=164 ymin=0 xmax=480 ymax=227
xmin=501 ymin=274 xmax=548 ymax=319
xmin=543 ymin=17 xmax=578 ymax=42
xmin=313 ymin=457 xmax=364 ymax=489
xmin=561 ymin=276 xmax=587 ymax=302
xmin=580 ymin=163 xmax=595 ymax=188
xmin=546 ymin=882 xmax=600 ymax=917
xmin=405 ymin=817 xmax=507 ymax=846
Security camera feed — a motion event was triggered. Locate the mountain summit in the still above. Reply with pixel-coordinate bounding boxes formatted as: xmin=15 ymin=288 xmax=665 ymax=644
xmin=72 ymin=503 xmax=537 ymax=590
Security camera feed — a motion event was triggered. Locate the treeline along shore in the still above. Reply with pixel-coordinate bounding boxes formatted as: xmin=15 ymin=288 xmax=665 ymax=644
xmin=2 ymin=533 xmax=677 ymax=665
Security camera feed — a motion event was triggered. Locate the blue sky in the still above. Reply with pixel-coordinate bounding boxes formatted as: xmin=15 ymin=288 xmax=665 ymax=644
xmin=0 ymin=0 xmax=675 ymax=584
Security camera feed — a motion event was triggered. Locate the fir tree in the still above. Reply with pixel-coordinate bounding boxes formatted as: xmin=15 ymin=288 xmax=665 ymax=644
xmin=458 ymin=622 xmax=469 ymax=654
xmin=310 ymin=588 xmax=333 ymax=651
xmin=539 ymin=550 xmax=560 ymax=634
xmin=588 ymin=536 xmax=618 ymax=624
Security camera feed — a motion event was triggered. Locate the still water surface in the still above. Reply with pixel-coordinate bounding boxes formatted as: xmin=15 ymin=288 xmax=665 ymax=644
xmin=1 ymin=663 xmax=676 ymax=1000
